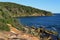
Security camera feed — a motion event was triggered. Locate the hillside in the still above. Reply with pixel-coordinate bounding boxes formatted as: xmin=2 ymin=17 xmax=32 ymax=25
xmin=0 ymin=7 xmax=24 ymax=31
xmin=0 ymin=2 xmax=52 ymax=17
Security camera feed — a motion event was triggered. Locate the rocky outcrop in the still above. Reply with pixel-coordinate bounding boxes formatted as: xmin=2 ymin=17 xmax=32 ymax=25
xmin=0 ymin=24 xmax=39 ymax=40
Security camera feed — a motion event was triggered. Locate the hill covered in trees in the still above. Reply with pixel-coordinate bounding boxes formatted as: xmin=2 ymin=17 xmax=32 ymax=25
xmin=0 ymin=2 xmax=52 ymax=17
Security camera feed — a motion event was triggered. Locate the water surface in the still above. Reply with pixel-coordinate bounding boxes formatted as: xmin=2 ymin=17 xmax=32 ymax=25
xmin=18 ymin=14 xmax=60 ymax=37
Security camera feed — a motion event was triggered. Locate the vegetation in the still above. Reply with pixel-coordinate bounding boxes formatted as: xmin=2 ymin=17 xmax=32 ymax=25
xmin=0 ymin=2 xmax=52 ymax=17
xmin=0 ymin=7 xmax=24 ymax=31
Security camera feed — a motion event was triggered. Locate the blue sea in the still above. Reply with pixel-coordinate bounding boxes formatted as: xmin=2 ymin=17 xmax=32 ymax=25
xmin=18 ymin=14 xmax=60 ymax=38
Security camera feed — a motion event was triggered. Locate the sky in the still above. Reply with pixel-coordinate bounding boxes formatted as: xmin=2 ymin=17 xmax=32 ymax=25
xmin=0 ymin=0 xmax=60 ymax=13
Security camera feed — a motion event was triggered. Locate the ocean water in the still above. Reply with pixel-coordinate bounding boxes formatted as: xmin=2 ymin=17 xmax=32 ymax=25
xmin=18 ymin=14 xmax=60 ymax=37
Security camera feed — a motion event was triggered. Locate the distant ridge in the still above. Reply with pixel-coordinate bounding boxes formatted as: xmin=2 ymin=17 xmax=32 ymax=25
xmin=0 ymin=2 xmax=52 ymax=17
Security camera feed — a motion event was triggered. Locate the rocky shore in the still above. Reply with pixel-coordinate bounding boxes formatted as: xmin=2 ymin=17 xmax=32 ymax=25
xmin=0 ymin=24 xmax=59 ymax=40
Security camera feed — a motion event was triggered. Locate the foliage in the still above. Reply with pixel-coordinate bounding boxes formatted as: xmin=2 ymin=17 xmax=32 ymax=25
xmin=0 ymin=2 xmax=52 ymax=17
xmin=0 ymin=7 xmax=24 ymax=31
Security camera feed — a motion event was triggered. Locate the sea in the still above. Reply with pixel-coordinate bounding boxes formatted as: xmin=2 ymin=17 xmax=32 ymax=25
xmin=18 ymin=14 xmax=60 ymax=38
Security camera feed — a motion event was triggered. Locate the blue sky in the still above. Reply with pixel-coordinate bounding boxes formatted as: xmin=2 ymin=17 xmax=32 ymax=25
xmin=0 ymin=0 xmax=60 ymax=13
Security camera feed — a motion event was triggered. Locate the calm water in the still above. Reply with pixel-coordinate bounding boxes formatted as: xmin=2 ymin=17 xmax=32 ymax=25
xmin=18 ymin=14 xmax=60 ymax=37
